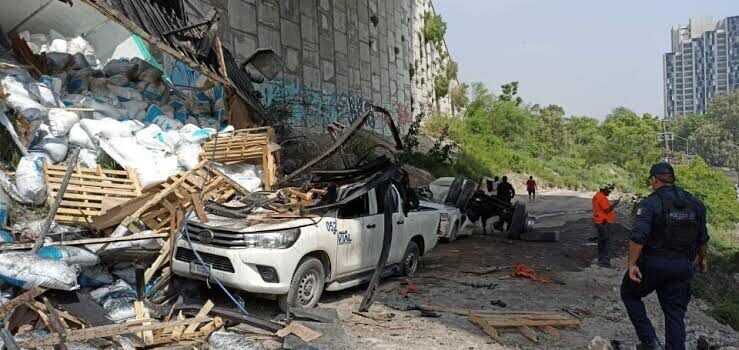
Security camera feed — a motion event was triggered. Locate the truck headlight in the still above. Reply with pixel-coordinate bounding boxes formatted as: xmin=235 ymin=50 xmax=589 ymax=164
xmin=243 ymin=229 xmax=300 ymax=249
xmin=440 ymin=212 xmax=450 ymax=221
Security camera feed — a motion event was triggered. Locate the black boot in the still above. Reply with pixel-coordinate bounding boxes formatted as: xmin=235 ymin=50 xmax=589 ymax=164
xmin=637 ymin=340 xmax=664 ymax=350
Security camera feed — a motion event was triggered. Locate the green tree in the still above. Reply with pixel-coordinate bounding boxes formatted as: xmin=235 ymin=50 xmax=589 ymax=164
xmin=706 ymin=91 xmax=739 ymax=144
xmin=690 ymin=123 xmax=739 ymax=169
xmin=500 ymin=82 xmax=523 ymax=106
xmin=535 ymin=105 xmax=569 ymax=157
xmin=446 ymin=60 xmax=458 ymax=80
xmin=450 ymin=83 xmax=469 ymax=116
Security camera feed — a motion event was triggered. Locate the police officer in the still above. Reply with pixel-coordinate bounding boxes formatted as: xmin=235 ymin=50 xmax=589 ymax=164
xmin=621 ymin=163 xmax=709 ymax=350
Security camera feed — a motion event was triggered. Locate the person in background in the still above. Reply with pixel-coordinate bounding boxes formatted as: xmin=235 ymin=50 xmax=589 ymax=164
xmin=496 ymin=176 xmax=515 ymax=203
xmin=621 ymin=163 xmax=708 ymax=350
xmin=526 ymin=176 xmax=538 ymax=202
xmin=592 ymin=183 xmax=619 ymax=267
xmin=491 ymin=176 xmax=500 ymax=196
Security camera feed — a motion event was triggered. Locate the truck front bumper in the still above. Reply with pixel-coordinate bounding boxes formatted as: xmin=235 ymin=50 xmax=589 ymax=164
xmin=171 ymin=239 xmax=300 ymax=295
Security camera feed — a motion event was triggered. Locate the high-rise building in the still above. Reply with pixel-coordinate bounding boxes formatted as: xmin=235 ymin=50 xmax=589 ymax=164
xmin=663 ymin=16 xmax=739 ymax=118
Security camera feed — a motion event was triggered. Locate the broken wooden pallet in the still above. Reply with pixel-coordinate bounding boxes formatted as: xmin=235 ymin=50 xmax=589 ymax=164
xmin=116 ymin=161 xmax=247 ymax=283
xmin=468 ymin=310 xmax=580 ymax=345
xmin=200 ymin=127 xmax=279 ymax=190
xmin=43 ymin=163 xmax=142 ymax=225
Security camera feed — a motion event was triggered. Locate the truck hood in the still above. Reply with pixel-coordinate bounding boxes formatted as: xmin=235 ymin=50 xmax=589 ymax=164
xmin=187 ymin=212 xmax=320 ymax=233
xmin=418 ymin=200 xmax=457 ymax=213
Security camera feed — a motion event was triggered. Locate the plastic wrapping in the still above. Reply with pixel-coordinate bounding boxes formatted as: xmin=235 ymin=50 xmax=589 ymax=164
xmin=38 ymin=246 xmax=100 ymax=267
xmin=13 ymin=154 xmax=47 ymax=205
xmin=91 ymin=279 xmax=137 ymax=322
xmin=48 ymin=109 xmax=80 ymax=136
xmin=0 ymin=252 xmax=80 ymax=290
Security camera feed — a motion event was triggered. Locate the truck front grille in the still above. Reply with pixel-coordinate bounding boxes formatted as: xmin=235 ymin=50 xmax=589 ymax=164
xmin=174 ymin=247 xmax=235 ymax=273
xmin=185 ymin=222 xmax=247 ymax=247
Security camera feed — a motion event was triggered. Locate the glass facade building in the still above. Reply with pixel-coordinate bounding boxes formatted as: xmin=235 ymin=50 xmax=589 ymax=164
xmin=663 ymin=16 xmax=739 ymax=118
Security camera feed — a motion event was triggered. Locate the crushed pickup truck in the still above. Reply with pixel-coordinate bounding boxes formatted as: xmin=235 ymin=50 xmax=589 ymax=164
xmin=172 ymin=107 xmax=443 ymax=310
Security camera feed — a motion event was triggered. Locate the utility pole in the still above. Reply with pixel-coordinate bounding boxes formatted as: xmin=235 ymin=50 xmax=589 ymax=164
xmin=661 ymin=118 xmax=672 ymax=162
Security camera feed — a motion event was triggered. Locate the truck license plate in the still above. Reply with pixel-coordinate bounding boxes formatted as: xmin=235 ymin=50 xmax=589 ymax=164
xmin=189 ymin=261 xmax=212 ymax=277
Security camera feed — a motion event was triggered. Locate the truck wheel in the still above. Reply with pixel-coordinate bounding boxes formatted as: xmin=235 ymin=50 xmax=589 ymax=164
xmin=401 ymin=241 xmax=420 ymax=277
xmin=278 ymin=257 xmax=325 ymax=311
xmin=445 ymin=177 xmax=464 ymax=206
xmin=443 ymin=221 xmax=459 ymax=243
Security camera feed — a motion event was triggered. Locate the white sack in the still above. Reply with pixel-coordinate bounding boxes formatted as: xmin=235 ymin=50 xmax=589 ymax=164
xmin=34 ymin=124 xmax=68 ymax=163
xmin=38 ymin=246 xmax=100 ymax=267
xmin=68 ymin=123 xmax=96 ymax=149
xmin=79 ymin=148 xmax=98 ymax=167
xmin=79 ymin=118 xmax=134 ymax=143
xmin=14 ymin=154 xmax=47 ymax=205
xmin=48 ymin=109 xmax=79 ymax=136
xmin=176 ymin=142 xmax=202 ymax=170
xmin=179 ymin=124 xmax=213 ymax=144
xmin=48 ymin=39 xmax=68 ymax=53
xmin=0 ymin=252 xmax=79 ymax=290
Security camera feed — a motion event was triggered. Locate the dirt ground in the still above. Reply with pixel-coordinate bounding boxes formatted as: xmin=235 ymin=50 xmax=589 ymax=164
xmin=223 ymin=191 xmax=738 ymax=349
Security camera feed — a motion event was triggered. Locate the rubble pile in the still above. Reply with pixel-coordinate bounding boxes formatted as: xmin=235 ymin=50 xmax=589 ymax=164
xmin=0 ymin=29 xmax=289 ymax=348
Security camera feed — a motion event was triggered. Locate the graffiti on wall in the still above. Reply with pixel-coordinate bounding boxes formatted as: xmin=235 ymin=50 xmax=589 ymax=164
xmin=256 ymin=79 xmax=414 ymax=135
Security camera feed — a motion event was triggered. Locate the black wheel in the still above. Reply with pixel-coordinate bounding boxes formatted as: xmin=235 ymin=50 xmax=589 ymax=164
xmin=507 ymin=202 xmax=527 ymax=239
xmin=445 ymin=177 xmax=465 ymax=206
xmin=442 ymin=221 xmax=459 ymax=243
xmin=278 ymin=257 xmax=325 ymax=311
xmin=401 ymin=241 xmax=420 ymax=277
xmin=456 ymin=180 xmax=477 ymax=209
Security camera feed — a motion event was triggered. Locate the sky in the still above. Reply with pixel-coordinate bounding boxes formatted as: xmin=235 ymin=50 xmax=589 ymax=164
xmin=434 ymin=0 xmax=736 ymax=119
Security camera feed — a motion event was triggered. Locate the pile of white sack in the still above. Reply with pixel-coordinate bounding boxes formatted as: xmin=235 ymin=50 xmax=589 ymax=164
xmin=0 ymin=32 xmax=239 ymax=203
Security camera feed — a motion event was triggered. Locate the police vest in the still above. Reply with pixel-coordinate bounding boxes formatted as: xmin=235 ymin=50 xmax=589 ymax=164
xmin=645 ymin=188 xmax=700 ymax=258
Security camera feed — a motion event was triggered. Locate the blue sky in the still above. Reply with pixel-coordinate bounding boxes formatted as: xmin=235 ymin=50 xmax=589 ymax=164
xmin=434 ymin=0 xmax=736 ymax=119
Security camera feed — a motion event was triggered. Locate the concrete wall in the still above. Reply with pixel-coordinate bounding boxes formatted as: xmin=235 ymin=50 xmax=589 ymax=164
xmin=187 ymin=0 xmax=453 ymax=134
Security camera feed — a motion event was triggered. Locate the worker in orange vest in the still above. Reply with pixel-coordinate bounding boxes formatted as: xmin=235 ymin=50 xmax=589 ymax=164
xmin=592 ymin=184 xmax=619 ymax=267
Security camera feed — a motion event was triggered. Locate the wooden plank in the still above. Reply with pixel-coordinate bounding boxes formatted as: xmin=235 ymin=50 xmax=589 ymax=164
xmin=43 ymin=297 xmax=69 ymax=350
xmin=469 ymin=314 xmax=504 ymax=345
xmin=0 ymin=288 xmax=46 ymax=318
xmin=518 ymin=326 xmax=539 ymax=343
xmin=170 ymin=311 xmax=185 ymax=341
xmin=0 ymin=233 xmax=169 ymax=251
xmin=16 ymin=316 xmax=211 ymax=348
xmin=540 ymin=325 xmax=560 ymax=339
xmin=183 ymin=300 xmax=214 ymax=334
xmin=143 ymin=236 xmax=173 ymax=283
xmin=190 ymin=193 xmax=208 ymax=223
xmin=89 ymin=192 xmax=154 ymax=230
xmin=134 ymin=301 xmax=154 ymax=345
xmin=275 ymin=321 xmax=322 ymax=342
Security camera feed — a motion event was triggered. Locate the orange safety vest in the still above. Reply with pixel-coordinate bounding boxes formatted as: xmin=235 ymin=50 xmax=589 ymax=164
xmin=592 ymin=191 xmax=615 ymax=224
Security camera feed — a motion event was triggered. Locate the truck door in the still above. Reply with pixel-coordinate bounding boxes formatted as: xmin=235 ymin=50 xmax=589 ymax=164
xmin=376 ymin=184 xmax=406 ymax=264
xmin=334 ymin=191 xmax=377 ymax=277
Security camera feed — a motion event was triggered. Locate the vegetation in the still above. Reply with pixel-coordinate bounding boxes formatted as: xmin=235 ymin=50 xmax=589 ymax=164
xmin=404 ymin=80 xmax=739 ymax=330
xmin=422 ymin=12 xmax=447 ymax=45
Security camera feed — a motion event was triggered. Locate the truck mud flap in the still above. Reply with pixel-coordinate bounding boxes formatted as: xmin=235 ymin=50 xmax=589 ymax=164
xmin=358 ymin=184 xmax=398 ymax=312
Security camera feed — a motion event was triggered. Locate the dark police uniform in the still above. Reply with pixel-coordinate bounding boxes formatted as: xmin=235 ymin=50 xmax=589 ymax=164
xmin=620 ymin=185 xmax=709 ymax=350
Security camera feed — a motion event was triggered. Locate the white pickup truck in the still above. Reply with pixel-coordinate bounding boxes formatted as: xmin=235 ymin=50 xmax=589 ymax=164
xmin=171 ymin=183 xmax=440 ymax=309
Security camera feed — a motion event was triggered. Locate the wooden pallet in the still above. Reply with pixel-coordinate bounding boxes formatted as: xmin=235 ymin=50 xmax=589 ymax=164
xmin=200 ymin=127 xmax=278 ymax=190
xmin=44 ymin=163 xmax=142 ymax=225
xmin=468 ymin=310 xmax=580 ymax=345
xmin=117 ymin=161 xmax=248 ymax=283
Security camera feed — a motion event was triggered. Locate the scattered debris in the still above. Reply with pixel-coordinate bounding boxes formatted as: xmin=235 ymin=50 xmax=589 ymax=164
xmin=399 ymin=280 xmax=420 ymax=296
xmin=588 ymin=336 xmax=614 ymax=350
xmin=469 ymin=310 xmax=581 ymax=345
xmin=490 ymin=300 xmax=507 ymax=308
xmin=512 ymin=263 xmax=552 ymax=283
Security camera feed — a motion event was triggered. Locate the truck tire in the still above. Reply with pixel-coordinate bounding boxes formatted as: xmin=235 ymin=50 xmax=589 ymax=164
xmin=278 ymin=257 xmax=325 ymax=311
xmin=444 ymin=177 xmax=465 ymax=206
xmin=507 ymin=202 xmax=527 ymax=240
xmin=455 ymin=180 xmax=477 ymax=210
xmin=401 ymin=241 xmax=420 ymax=277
